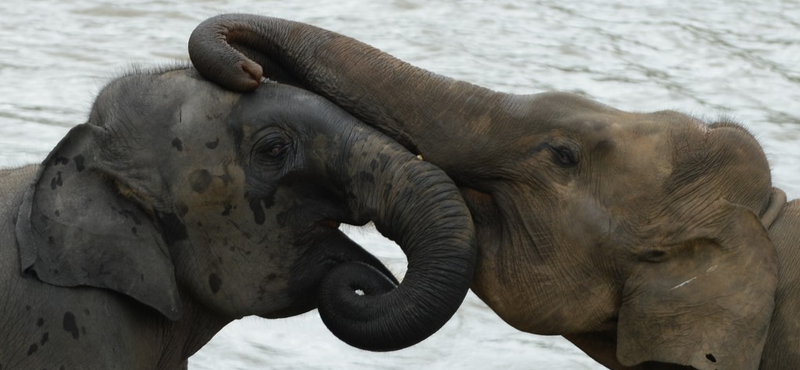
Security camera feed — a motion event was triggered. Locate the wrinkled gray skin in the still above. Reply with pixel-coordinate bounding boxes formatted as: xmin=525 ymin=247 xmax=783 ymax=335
xmin=0 ymin=67 xmax=476 ymax=370
xmin=188 ymin=15 xmax=800 ymax=370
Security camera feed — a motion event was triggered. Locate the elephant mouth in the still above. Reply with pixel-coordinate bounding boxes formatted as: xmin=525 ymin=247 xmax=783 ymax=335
xmin=294 ymin=218 xmax=343 ymax=245
xmin=316 ymin=219 xmax=341 ymax=229
xmin=459 ymin=186 xmax=500 ymax=226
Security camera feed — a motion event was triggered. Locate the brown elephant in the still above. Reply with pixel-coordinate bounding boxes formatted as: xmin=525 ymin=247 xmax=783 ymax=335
xmin=186 ymin=15 xmax=800 ymax=370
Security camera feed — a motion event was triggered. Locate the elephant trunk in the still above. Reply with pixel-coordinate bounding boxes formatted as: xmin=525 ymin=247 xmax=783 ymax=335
xmin=314 ymin=119 xmax=476 ymax=351
xmin=189 ymin=14 xmax=505 ymax=182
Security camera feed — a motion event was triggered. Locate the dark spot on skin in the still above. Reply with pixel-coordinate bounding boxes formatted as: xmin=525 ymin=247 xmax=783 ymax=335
xmin=706 ymin=354 xmax=716 ymax=362
xmin=177 ymin=203 xmax=189 ymax=218
xmin=219 ymin=172 xmax=232 ymax=185
xmin=171 ymin=138 xmax=183 ymax=151
xmin=209 ymin=273 xmax=221 ymax=294
xmin=141 ymin=274 xmax=144 ymax=282
xmin=229 ymin=246 xmax=235 ymax=252
xmin=37 ymin=318 xmax=44 ymax=327
xmin=205 ymin=138 xmax=220 ymax=149
xmin=266 ymin=273 xmax=277 ymax=282
xmin=54 ymin=210 xmax=60 ymax=217
xmin=359 ymin=171 xmax=375 ymax=184
xmin=378 ymin=153 xmax=392 ymax=171
xmin=84 ymin=309 xmax=90 ymax=316
xmin=25 ymin=305 xmax=31 ymax=311
xmin=50 ymin=172 xmax=63 ymax=190
xmin=157 ymin=212 xmax=188 ymax=246
xmin=48 ymin=236 xmax=55 ymax=244
xmin=73 ymin=155 xmax=85 ymax=172
xmin=370 ymin=158 xmax=379 ymax=171
xmin=27 ymin=343 xmax=38 ymax=356
xmin=55 ymin=156 xmax=70 ymax=165
xmin=222 ymin=203 xmax=232 ymax=216
xmin=249 ymin=197 xmax=266 ymax=225
xmin=383 ymin=184 xmax=393 ymax=201
xmin=113 ymin=208 xmax=142 ymax=225
xmin=60 ymin=366 xmax=65 ymax=370
xmin=81 ymin=327 xmax=86 ymax=335
xmin=40 ymin=332 xmax=49 ymax=346
xmin=189 ymin=170 xmax=213 ymax=194
xmin=62 ymin=312 xmax=79 ymax=340
xmin=131 ymin=227 xmax=137 ymax=235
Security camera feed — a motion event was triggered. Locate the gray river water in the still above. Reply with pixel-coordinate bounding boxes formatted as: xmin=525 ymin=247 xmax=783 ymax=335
xmin=1 ymin=1 xmax=798 ymax=369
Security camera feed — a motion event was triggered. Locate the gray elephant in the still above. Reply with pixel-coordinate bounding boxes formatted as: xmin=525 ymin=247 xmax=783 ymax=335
xmin=0 ymin=66 xmax=476 ymax=369
xmin=188 ymin=14 xmax=800 ymax=370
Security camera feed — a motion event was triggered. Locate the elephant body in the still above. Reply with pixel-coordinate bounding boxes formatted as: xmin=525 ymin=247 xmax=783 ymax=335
xmin=0 ymin=66 xmax=476 ymax=369
xmin=188 ymin=15 xmax=798 ymax=369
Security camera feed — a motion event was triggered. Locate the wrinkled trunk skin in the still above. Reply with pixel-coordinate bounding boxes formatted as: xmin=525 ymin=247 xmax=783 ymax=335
xmin=189 ymin=14 xmax=506 ymax=182
xmin=311 ymin=115 xmax=476 ymax=351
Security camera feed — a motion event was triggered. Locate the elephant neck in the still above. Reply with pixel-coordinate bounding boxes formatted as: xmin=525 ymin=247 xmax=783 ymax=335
xmin=152 ymin=288 xmax=230 ymax=369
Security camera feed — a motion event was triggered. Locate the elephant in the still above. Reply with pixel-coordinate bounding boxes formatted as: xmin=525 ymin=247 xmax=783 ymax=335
xmin=0 ymin=66 xmax=477 ymax=369
xmin=187 ymin=14 xmax=800 ymax=370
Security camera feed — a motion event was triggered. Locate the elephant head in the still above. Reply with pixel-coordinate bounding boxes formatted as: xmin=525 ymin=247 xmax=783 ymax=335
xmin=14 ymin=67 xmax=475 ymax=351
xmin=188 ymin=15 xmax=780 ymax=369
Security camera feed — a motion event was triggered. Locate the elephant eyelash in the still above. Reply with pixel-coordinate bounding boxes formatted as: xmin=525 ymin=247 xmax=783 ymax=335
xmin=251 ymin=138 xmax=292 ymax=169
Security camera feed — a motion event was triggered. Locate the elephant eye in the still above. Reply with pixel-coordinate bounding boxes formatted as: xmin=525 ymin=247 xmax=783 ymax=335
xmin=264 ymin=141 xmax=288 ymax=157
xmin=254 ymin=132 xmax=291 ymax=164
xmin=549 ymin=145 xmax=578 ymax=167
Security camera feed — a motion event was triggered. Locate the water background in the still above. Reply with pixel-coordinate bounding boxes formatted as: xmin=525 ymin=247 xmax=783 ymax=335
xmin=1 ymin=1 xmax=799 ymax=369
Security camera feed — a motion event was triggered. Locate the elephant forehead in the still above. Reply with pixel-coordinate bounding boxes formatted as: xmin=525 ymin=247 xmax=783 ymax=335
xmin=601 ymin=122 xmax=673 ymax=179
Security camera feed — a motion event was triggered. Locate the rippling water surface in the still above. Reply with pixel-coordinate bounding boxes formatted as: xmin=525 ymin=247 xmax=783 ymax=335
xmin=2 ymin=1 xmax=798 ymax=369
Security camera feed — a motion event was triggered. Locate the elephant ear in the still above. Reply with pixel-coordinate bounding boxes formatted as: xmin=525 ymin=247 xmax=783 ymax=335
xmin=15 ymin=124 xmax=182 ymax=320
xmin=617 ymin=199 xmax=777 ymax=370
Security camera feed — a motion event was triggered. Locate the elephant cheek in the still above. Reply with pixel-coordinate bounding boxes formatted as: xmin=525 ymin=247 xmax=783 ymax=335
xmin=178 ymin=165 xmax=246 ymax=214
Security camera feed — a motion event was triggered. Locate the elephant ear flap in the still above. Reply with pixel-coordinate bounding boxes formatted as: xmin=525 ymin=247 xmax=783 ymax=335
xmin=617 ymin=200 xmax=777 ymax=370
xmin=15 ymin=124 xmax=182 ymax=320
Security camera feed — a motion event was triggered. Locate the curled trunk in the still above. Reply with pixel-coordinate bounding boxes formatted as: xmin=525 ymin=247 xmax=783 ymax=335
xmin=312 ymin=105 xmax=476 ymax=350
xmin=189 ymin=14 xmax=505 ymax=181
